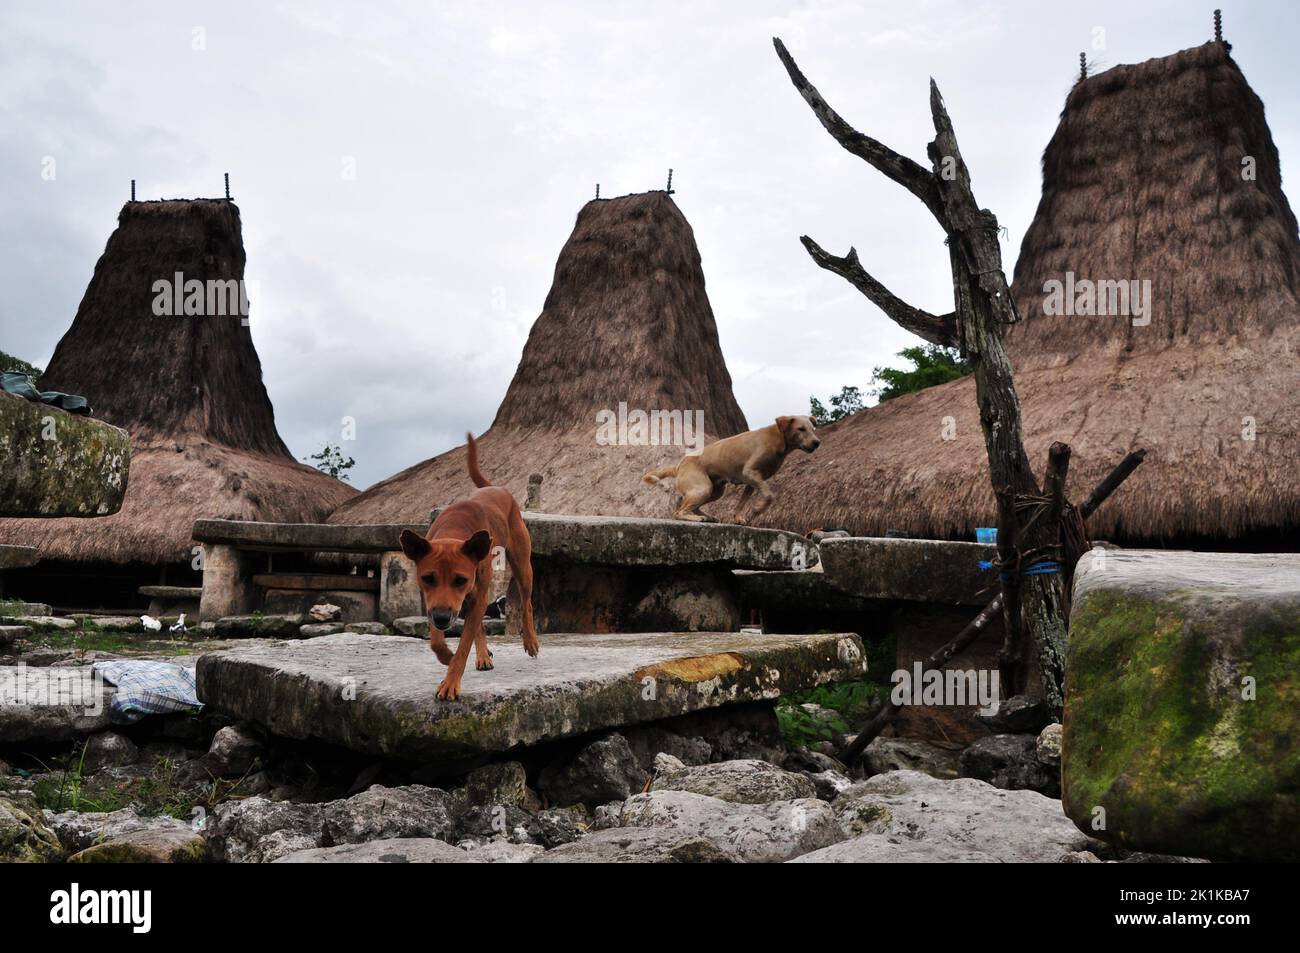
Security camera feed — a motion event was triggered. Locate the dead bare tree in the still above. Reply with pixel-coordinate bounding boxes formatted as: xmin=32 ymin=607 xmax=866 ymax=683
xmin=773 ymin=38 xmax=1069 ymax=718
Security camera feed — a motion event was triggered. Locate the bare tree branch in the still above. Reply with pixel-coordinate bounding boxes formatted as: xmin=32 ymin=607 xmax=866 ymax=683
xmin=774 ymin=37 xmax=944 ymax=225
xmin=799 ymin=235 xmax=958 ymax=347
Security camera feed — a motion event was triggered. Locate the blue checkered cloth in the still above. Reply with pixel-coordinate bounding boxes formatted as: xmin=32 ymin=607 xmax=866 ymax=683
xmin=91 ymin=660 xmax=202 ymax=723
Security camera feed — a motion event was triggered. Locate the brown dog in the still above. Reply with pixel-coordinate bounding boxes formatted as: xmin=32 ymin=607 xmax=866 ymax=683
xmin=398 ymin=433 xmax=538 ymax=700
xmin=643 ymin=415 xmax=821 ymax=522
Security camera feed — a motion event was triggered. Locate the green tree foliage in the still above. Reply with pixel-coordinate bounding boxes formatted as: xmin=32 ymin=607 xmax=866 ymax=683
xmin=869 ymin=345 xmax=970 ymax=402
xmin=810 ymin=345 xmax=971 ymax=424
xmin=808 ymin=385 xmax=864 ymax=426
xmin=305 ymin=444 xmax=356 ymax=482
xmin=0 ymin=349 xmax=43 ymax=378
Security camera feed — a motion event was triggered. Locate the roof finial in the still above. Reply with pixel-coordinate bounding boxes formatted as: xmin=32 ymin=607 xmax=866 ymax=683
xmin=666 ymin=168 xmax=675 ymax=195
xmin=1079 ymin=51 xmax=1087 ymax=81
xmin=596 ymin=183 xmax=600 ymax=200
xmin=224 ymin=172 xmax=231 ymax=200
xmin=1214 ymin=8 xmax=1223 ymax=43
xmin=130 ymin=178 xmax=136 ymax=202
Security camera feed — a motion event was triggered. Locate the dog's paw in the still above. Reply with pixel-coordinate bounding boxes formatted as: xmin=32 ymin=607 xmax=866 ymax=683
xmin=475 ymin=657 xmax=495 ymax=671
xmin=435 ymin=677 xmax=461 ymax=701
xmin=522 ymin=635 xmax=540 ymax=658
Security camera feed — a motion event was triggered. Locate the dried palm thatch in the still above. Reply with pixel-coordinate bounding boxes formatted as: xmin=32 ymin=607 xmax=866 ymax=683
xmin=330 ymin=191 xmax=747 ymax=524
xmin=0 ymin=200 xmax=355 ymax=563
xmin=732 ymin=41 xmax=1300 ymax=543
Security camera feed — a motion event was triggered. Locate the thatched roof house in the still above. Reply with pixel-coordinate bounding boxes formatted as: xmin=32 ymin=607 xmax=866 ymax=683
xmin=330 ymin=191 xmax=748 ymax=524
xmin=734 ymin=41 xmax=1300 ymax=544
xmin=0 ymin=200 xmax=356 ymax=572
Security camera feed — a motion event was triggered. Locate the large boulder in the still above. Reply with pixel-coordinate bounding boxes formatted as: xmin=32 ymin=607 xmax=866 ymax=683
xmin=532 ymin=827 xmax=739 ymax=864
xmin=793 ymin=770 xmax=1096 ymax=863
xmin=650 ymin=757 xmax=815 ymax=804
xmin=47 ymin=807 xmax=187 ymax=853
xmin=207 ymin=784 xmax=457 ymax=863
xmin=619 ymin=790 xmax=839 ymax=862
xmin=1064 ymin=550 xmax=1300 ymax=862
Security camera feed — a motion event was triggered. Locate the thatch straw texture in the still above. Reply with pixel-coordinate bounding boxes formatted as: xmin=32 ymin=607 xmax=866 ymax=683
xmin=730 ymin=42 xmax=1300 ymax=543
xmin=331 ymin=192 xmax=747 ymax=524
xmin=0 ymin=200 xmax=355 ymax=563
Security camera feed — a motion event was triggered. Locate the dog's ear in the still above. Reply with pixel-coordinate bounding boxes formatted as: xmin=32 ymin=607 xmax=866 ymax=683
xmin=776 ymin=416 xmax=793 ymax=436
xmin=399 ymin=529 xmax=431 ymax=562
xmin=462 ymin=530 xmax=494 ymax=562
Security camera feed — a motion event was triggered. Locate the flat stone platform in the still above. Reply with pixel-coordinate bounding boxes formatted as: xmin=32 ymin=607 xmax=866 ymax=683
xmin=196 ymin=630 xmax=866 ymax=763
xmin=819 ymin=537 xmax=996 ymax=606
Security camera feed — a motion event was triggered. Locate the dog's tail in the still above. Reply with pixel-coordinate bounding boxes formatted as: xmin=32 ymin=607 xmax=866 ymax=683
xmin=466 ymin=432 xmax=491 ymax=488
xmin=642 ymin=464 xmax=678 ymax=486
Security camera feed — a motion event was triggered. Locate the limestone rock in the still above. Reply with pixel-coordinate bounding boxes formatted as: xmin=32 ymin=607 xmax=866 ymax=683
xmin=206 ymin=725 xmax=263 ymax=777
xmin=274 ymin=838 xmax=472 ymax=863
xmin=796 ymin=769 xmax=1095 ymax=863
xmin=461 ymin=761 xmax=529 ymax=809
xmin=308 ymin=603 xmax=342 ymax=623
xmin=1037 ymin=723 xmax=1063 ymax=767
xmin=82 ymin=731 xmax=139 ymax=773
xmin=344 ymin=622 xmax=390 ymax=636
xmin=620 ymin=790 xmax=839 ymax=862
xmin=0 ymin=792 xmax=63 ymax=862
xmin=651 ymin=758 xmax=815 ymax=804
xmin=46 ymin=807 xmax=187 ymax=853
xmin=213 ymin=614 xmax=305 ymax=639
xmin=532 ymin=827 xmax=740 ymax=863
xmin=298 ymin=623 xmax=346 ymax=638
xmin=69 ymin=826 xmax=206 ymax=863
xmin=862 ymin=737 xmax=962 ymax=779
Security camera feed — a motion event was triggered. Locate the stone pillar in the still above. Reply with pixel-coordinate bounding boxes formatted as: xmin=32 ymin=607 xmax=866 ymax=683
xmin=379 ymin=551 xmax=423 ymax=625
xmin=198 ymin=545 xmax=258 ymax=622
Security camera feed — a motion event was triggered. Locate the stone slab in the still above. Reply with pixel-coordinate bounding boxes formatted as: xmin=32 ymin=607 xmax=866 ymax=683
xmin=0 ymin=665 xmax=115 ymax=742
xmin=0 ymin=391 xmax=130 ymax=517
xmin=193 ymin=514 xmax=817 ymax=570
xmin=196 ymin=630 xmax=867 ymax=763
xmin=819 ymin=537 xmax=996 ymax=606
xmin=1064 ymin=549 xmax=1300 ymax=862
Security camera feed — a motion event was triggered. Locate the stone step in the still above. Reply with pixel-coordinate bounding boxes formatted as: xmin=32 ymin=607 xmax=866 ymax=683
xmin=196 ymin=630 xmax=867 ymax=764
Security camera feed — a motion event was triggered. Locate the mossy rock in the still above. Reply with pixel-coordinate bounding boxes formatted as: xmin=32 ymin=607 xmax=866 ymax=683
xmin=0 ymin=791 xmax=65 ymax=862
xmin=1063 ymin=550 xmax=1300 ymax=861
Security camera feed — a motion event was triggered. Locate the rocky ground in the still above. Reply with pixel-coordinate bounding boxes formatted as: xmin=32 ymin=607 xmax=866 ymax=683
xmin=0 ymin=603 xmax=1211 ymax=864
xmin=0 ymin=702 xmax=1205 ymax=863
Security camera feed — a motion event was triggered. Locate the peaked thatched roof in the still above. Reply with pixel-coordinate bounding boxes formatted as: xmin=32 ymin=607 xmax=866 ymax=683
xmin=0 ymin=200 xmax=355 ymax=563
xmin=732 ymin=41 xmax=1300 ymax=543
xmin=330 ymin=191 xmax=748 ymax=524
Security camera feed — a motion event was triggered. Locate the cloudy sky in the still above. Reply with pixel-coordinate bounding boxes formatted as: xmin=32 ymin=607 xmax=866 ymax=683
xmin=2 ymin=0 xmax=1295 ymax=489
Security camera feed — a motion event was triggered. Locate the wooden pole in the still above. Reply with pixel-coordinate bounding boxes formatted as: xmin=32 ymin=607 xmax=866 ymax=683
xmin=839 ymin=448 xmax=1146 ymax=764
